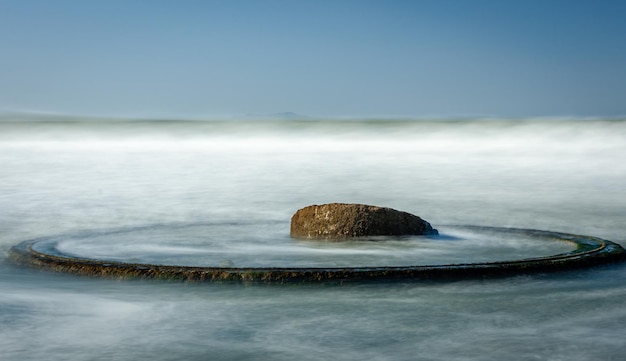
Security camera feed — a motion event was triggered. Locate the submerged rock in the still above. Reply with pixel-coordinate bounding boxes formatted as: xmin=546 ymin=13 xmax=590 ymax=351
xmin=290 ymin=203 xmax=438 ymax=239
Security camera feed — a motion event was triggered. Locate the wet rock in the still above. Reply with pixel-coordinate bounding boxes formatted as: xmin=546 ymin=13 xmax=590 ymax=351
xmin=290 ymin=203 xmax=438 ymax=239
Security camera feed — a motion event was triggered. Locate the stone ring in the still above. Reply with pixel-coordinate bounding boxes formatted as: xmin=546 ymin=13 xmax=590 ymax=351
xmin=8 ymin=225 xmax=626 ymax=283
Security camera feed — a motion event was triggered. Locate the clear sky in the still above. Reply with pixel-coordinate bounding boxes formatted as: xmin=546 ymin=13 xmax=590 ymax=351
xmin=1 ymin=0 xmax=625 ymax=119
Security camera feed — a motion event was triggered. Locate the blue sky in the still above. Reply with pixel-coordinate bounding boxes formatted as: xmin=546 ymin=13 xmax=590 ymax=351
xmin=1 ymin=0 xmax=625 ymax=118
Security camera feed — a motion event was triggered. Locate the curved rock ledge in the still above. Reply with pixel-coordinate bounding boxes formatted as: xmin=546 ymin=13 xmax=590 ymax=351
xmin=7 ymin=226 xmax=626 ymax=284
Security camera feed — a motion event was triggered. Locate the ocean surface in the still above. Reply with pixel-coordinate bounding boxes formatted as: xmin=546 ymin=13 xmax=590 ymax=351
xmin=1 ymin=116 xmax=625 ymax=360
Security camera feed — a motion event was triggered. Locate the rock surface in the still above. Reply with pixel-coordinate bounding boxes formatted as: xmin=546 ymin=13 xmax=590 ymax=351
xmin=290 ymin=203 xmax=438 ymax=239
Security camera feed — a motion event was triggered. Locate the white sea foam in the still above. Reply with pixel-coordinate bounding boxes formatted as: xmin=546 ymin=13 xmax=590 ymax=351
xmin=1 ymin=118 xmax=625 ymax=360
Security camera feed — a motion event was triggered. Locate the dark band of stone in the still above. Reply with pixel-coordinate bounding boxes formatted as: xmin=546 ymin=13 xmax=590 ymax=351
xmin=7 ymin=226 xmax=626 ymax=283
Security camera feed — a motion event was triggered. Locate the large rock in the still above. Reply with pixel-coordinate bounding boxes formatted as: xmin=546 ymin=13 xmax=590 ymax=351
xmin=290 ymin=203 xmax=438 ymax=239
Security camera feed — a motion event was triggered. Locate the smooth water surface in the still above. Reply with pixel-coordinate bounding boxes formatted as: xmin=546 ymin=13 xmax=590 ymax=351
xmin=34 ymin=223 xmax=576 ymax=268
xmin=1 ymin=117 xmax=625 ymax=360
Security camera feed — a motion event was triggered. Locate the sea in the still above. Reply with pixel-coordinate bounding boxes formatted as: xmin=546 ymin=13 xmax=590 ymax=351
xmin=1 ymin=116 xmax=625 ymax=360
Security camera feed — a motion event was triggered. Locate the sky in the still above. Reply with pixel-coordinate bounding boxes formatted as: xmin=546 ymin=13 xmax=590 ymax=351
xmin=1 ymin=0 xmax=625 ymax=119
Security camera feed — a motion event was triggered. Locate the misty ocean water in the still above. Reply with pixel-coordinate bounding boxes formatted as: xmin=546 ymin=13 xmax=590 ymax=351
xmin=1 ymin=117 xmax=625 ymax=360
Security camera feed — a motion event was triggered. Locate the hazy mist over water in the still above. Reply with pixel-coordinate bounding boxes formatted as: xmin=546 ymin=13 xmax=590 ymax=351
xmin=1 ymin=117 xmax=626 ymax=360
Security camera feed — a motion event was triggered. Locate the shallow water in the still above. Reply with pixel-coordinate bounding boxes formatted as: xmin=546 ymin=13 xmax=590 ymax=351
xmin=1 ymin=117 xmax=625 ymax=360
xmin=34 ymin=224 xmax=576 ymax=268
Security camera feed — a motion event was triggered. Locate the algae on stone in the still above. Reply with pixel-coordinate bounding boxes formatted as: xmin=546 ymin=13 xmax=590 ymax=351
xmin=290 ymin=203 xmax=438 ymax=239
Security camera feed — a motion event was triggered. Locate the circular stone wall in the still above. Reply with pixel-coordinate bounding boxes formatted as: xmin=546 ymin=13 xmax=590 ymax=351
xmin=7 ymin=226 xmax=626 ymax=283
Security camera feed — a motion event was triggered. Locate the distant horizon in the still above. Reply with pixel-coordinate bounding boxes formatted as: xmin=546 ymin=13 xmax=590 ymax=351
xmin=1 ymin=108 xmax=624 ymax=123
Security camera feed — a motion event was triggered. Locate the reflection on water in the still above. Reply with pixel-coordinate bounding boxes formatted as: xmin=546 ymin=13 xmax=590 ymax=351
xmin=1 ymin=117 xmax=626 ymax=360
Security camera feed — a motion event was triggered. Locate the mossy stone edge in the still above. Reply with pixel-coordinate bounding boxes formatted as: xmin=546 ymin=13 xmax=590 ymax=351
xmin=7 ymin=226 xmax=626 ymax=284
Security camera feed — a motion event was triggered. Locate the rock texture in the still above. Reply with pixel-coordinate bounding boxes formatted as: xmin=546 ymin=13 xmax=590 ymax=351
xmin=290 ymin=203 xmax=438 ymax=239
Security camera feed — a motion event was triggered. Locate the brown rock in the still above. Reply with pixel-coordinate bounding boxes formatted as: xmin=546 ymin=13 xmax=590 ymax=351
xmin=290 ymin=203 xmax=438 ymax=239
